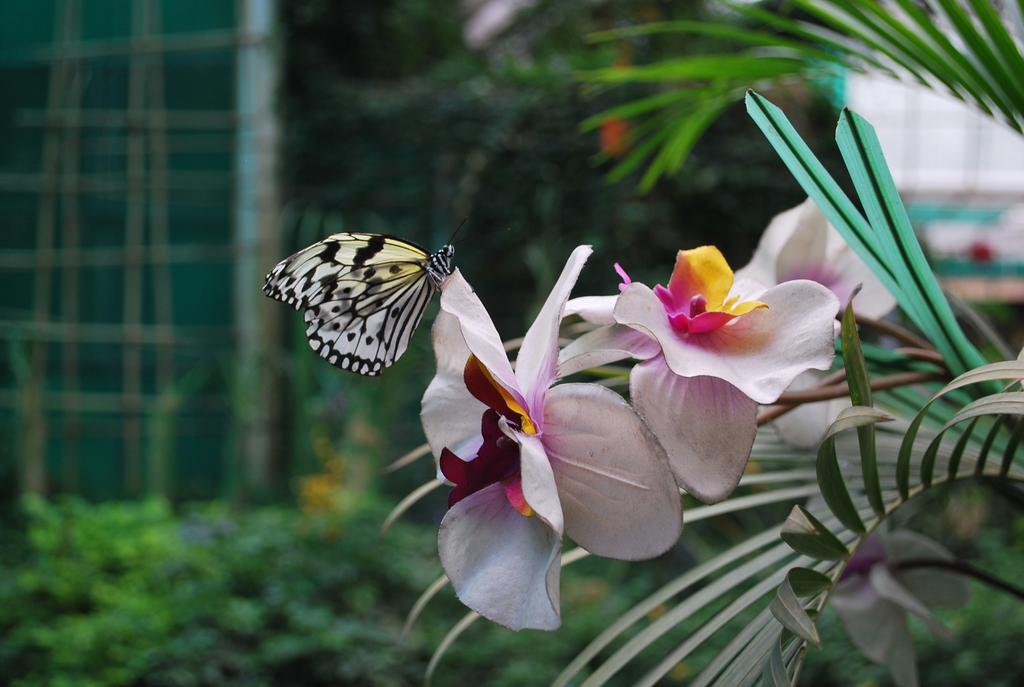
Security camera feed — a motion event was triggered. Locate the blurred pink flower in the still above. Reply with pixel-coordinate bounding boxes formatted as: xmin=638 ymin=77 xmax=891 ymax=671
xmin=736 ymin=199 xmax=897 ymax=448
xmin=833 ymin=530 xmax=970 ymax=687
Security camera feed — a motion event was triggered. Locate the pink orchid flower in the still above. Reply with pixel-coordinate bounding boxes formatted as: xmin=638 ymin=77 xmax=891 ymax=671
xmin=737 ymin=199 xmax=896 ymax=448
xmin=562 ymin=245 xmax=838 ymax=503
xmin=421 ymin=246 xmax=682 ymax=631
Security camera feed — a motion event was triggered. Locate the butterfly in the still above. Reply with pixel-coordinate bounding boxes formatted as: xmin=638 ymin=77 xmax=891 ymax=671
xmin=263 ymin=232 xmax=456 ymax=376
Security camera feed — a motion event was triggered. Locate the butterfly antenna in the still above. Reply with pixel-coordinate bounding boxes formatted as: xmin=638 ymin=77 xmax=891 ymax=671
xmin=447 ymin=218 xmax=468 ymax=246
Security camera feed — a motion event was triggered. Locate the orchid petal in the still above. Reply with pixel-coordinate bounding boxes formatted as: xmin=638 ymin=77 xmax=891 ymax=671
xmin=770 ymin=370 xmax=849 ymax=449
xmin=614 ymin=281 xmax=838 ymax=404
xmin=541 ymin=382 xmax=682 ymax=559
xmin=421 ymin=311 xmax=487 ymax=459
xmin=735 ymin=200 xmax=822 ymax=287
xmin=870 ymin=564 xmax=952 ymax=641
xmin=833 ymin=576 xmax=919 ymax=687
xmin=831 ymin=241 xmax=897 ymax=318
xmin=439 ymin=269 xmax=520 ymax=399
xmin=630 ymin=356 xmax=757 ymax=503
xmin=438 ymin=482 xmax=562 ymax=631
xmin=771 ymin=199 xmax=832 ymax=285
xmin=517 ymin=433 xmax=564 ymax=536
xmin=565 ymin=295 xmax=618 ymax=325
xmin=886 ymin=531 xmax=970 ymax=609
xmin=557 ymin=324 xmax=660 ymax=378
xmin=667 ymin=246 xmax=733 ymax=308
xmin=516 ymin=245 xmax=593 ymax=410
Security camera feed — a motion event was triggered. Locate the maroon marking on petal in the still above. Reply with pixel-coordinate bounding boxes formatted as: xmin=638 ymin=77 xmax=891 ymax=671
xmin=439 ymin=447 xmax=467 ymax=484
xmin=463 ymin=355 xmax=522 ymax=426
xmin=442 ymin=409 xmax=522 ymax=509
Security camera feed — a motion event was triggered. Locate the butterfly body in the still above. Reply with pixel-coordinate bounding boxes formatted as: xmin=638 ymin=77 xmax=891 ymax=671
xmin=263 ymin=232 xmax=455 ymax=376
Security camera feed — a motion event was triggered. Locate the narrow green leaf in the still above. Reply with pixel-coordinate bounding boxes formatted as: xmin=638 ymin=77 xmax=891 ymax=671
xmin=966 ymin=0 xmax=1024 ymax=108
xmin=639 ymin=97 xmax=729 ymax=190
xmin=889 ymin=0 xmax=1020 ymax=131
xmin=691 ymin=609 xmax=775 ymax=687
xmin=586 ymin=20 xmax=839 ymax=63
xmin=840 ymin=299 xmax=883 ymax=514
xmin=947 ymin=417 xmax=981 ymax=479
xmin=817 ymin=406 xmax=891 ymax=534
xmin=764 ymin=637 xmax=790 ymax=687
xmin=973 ymin=415 xmax=1007 ymax=477
xmin=780 ymin=505 xmax=849 ymax=560
xmin=425 ymin=611 xmax=478 ymax=684
xmin=553 ymin=526 xmax=782 ymax=687
xmin=933 ymin=0 xmax=1024 ymax=118
xmin=791 ymin=0 xmax=932 ymax=86
xmin=824 ymin=405 xmax=893 ymax=438
xmin=744 ymin=92 xmax=918 ymax=329
xmin=579 ymin=90 xmax=694 ymax=132
xmin=788 ymin=567 xmax=833 ymax=597
xmin=635 ymin=572 xmax=792 ymax=687
xmin=769 ymin=576 xmax=820 ymax=646
xmin=587 ymin=551 xmax=794 ymax=687
xmin=1000 ymin=420 xmax=1024 ymax=477
xmin=817 ymin=434 xmax=866 ymax=534
xmin=921 ymin=392 xmax=1024 ymax=486
xmin=578 ymin=55 xmax=805 ymax=83
xmin=605 ymin=119 xmax=674 ymax=183
xmin=843 ymin=0 xmax=973 ymax=104
xmin=726 ymin=0 xmax=899 ymax=78
xmin=835 ymin=108 xmax=984 ymax=375
xmin=898 ymin=362 xmax=1024 ymax=495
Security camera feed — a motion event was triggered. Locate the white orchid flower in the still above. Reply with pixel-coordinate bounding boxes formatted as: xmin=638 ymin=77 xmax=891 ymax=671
xmin=736 ymin=198 xmax=898 ymax=448
xmin=562 ymin=245 xmax=838 ymax=503
xmin=420 ymin=245 xmax=683 ymax=631
xmin=833 ymin=530 xmax=970 ymax=687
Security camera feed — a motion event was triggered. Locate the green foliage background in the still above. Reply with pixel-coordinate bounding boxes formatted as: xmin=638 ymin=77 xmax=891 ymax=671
xmin=2 ymin=496 xmax=1023 ymax=686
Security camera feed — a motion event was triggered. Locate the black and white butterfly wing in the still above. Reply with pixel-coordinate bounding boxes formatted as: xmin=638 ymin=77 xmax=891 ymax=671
xmin=263 ymin=232 xmax=444 ymax=376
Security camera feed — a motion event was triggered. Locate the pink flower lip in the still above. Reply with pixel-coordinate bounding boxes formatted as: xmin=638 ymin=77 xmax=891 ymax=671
xmin=653 ymin=284 xmax=738 ymax=335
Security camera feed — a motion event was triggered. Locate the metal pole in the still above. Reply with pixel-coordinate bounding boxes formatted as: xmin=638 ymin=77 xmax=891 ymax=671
xmin=233 ymin=0 xmax=281 ymax=498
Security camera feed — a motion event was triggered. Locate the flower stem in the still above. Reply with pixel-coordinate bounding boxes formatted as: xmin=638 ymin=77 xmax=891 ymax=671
xmin=855 ymin=313 xmax=933 ymax=351
xmin=757 ymin=371 xmax=947 ymax=425
xmin=892 ymin=558 xmax=1024 ymax=602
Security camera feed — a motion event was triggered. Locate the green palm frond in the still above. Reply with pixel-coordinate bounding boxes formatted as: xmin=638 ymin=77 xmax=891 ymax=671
xmin=581 ymin=1 xmax=1024 ymax=189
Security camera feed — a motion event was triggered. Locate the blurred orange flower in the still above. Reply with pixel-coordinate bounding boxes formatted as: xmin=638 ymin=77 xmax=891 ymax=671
xmin=600 ymin=117 xmax=632 ymax=158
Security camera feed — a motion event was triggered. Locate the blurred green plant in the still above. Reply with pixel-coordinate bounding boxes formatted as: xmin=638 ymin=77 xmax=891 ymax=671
xmin=580 ymin=0 xmax=1024 ymax=190
xmin=3 ymin=494 xmax=1022 ymax=686
xmin=0 ymin=495 xmax=439 ymax=687
xmin=0 ymin=495 xmax=696 ymax=687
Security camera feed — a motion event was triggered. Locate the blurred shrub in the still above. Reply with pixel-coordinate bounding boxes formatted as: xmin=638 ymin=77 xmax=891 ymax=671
xmin=0 ymin=495 xmax=438 ymax=687
xmin=2 ymin=497 xmax=1022 ymax=686
xmin=0 ymin=496 xmax=678 ymax=686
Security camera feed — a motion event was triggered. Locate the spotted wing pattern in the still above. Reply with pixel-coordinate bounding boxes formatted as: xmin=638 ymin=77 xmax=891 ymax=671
xmin=263 ymin=233 xmax=437 ymax=375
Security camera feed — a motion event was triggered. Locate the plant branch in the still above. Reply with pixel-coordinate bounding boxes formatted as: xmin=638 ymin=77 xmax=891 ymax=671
xmin=894 ymin=346 xmax=948 ymax=368
xmin=893 ymin=558 xmax=1024 ymax=602
xmin=856 ymin=313 xmax=933 ymax=351
xmin=757 ymin=371 xmax=947 ymax=426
